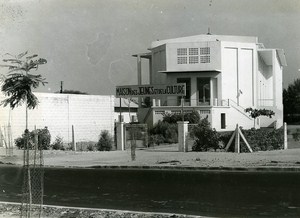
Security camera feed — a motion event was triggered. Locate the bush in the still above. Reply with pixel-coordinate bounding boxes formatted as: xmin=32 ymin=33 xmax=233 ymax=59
xmin=51 ymin=136 xmax=64 ymax=150
xmin=87 ymin=144 xmax=95 ymax=151
xmin=220 ymin=128 xmax=284 ymax=152
xmin=149 ymin=134 xmax=165 ymax=146
xmin=149 ymin=121 xmax=178 ymax=144
xmin=97 ymin=130 xmax=113 ymax=151
xmin=14 ymin=127 xmax=51 ymax=150
xmin=191 ymin=118 xmax=221 ymax=151
xmin=292 ymin=132 xmax=300 ymax=141
xmin=162 ymin=111 xmax=201 ymax=124
xmin=38 ymin=127 xmax=51 ymax=150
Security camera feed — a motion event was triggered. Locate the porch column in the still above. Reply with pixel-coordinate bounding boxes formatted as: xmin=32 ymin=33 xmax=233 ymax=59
xmin=177 ymin=121 xmax=189 ymax=152
xmin=190 ymin=77 xmax=197 ymax=106
xmin=116 ymin=122 xmax=125 ymax=151
xmin=210 ymin=78 xmax=213 ymax=106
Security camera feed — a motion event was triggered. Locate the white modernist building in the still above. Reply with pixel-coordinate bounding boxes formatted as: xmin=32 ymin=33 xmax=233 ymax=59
xmin=135 ymin=34 xmax=287 ymax=131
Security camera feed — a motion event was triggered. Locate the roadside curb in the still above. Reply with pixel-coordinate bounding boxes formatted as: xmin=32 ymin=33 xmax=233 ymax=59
xmin=0 ymin=201 xmax=210 ymax=218
xmin=47 ymin=164 xmax=300 ymax=172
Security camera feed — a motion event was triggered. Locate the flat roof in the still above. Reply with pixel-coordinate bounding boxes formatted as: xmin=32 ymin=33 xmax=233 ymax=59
xmin=151 ymin=34 xmax=258 ymax=48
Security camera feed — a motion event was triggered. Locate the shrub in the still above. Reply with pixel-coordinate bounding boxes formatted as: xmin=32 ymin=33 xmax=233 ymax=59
xmin=149 ymin=121 xmax=178 ymax=144
xmin=162 ymin=111 xmax=201 ymax=124
xmin=149 ymin=134 xmax=165 ymax=146
xmin=97 ymin=130 xmax=113 ymax=151
xmin=87 ymin=144 xmax=95 ymax=151
xmin=292 ymin=132 xmax=300 ymax=141
xmin=220 ymin=128 xmax=284 ymax=152
xmin=51 ymin=136 xmax=64 ymax=150
xmin=38 ymin=127 xmax=51 ymax=150
xmin=241 ymin=128 xmax=283 ymax=151
xmin=14 ymin=127 xmax=51 ymax=150
xmin=191 ymin=118 xmax=221 ymax=151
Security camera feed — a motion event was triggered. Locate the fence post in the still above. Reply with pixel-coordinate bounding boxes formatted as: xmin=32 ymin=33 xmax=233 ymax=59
xmin=284 ymin=122 xmax=288 ymax=150
xmin=116 ymin=122 xmax=125 ymax=151
xmin=177 ymin=121 xmax=189 ymax=152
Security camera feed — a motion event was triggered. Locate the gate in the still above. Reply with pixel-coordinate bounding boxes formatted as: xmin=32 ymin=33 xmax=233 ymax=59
xmin=124 ymin=123 xmax=148 ymax=149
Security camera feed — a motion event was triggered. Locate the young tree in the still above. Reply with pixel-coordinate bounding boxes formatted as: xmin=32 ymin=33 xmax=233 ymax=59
xmin=0 ymin=51 xmax=47 ymax=217
xmin=245 ymin=108 xmax=275 ymax=128
xmin=0 ymin=51 xmax=47 ymax=129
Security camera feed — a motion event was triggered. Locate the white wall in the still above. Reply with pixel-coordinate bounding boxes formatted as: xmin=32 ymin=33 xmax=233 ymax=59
xmin=151 ymin=44 xmax=167 ymax=85
xmin=221 ymin=42 xmax=256 ymax=108
xmin=239 ymin=49 xmax=254 ymax=106
xmin=0 ymin=92 xmax=115 ymax=144
xmin=166 ymin=41 xmax=221 ymax=72
xmin=211 ymin=107 xmax=254 ymax=131
xmin=222 ymin=47 xmax=238 ymax=102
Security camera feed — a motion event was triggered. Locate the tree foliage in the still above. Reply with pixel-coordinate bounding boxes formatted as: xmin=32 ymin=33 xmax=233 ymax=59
xmin=283 ymin=78 xmax=300 ymax=115
xmin=14 ymin=127 xmax=51 ymax=150
xmin=58 ymin=89 xmax=88 ymax=95
xmin=0 ymin=51 xmax=47 ymax=109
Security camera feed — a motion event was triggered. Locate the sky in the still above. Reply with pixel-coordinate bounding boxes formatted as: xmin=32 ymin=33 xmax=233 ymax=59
xmin=0 ymin=0 xmax=299 ymax=95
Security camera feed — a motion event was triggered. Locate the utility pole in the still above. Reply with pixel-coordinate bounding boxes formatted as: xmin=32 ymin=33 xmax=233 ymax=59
xmin=60 ymin=81 xmax=64 ymax=93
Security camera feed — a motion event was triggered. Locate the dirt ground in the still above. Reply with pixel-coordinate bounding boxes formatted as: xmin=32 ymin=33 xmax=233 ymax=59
xmin=1 ymin=144 xmax=300 ymax=169
xmin=1 ymin=145 xmax=300 ymax=217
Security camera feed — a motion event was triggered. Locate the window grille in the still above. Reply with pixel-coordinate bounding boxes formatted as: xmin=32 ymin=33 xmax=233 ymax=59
xmin=200 ymin=55 xmax=210 ymax=63
xmin=200 ymin=47 xmax=210 ymax=55
xmin=177 ymin=57 xmax=187 ymax=64
xmin=189 ymin=48 xmax=198 ymax=55
xmin=189 ymin=56 xmax=199 ymax=64
xmin=176 ymin=47 xmax=210 ymax=64
xmin=177 ymin=48 xmax=187 ymax=56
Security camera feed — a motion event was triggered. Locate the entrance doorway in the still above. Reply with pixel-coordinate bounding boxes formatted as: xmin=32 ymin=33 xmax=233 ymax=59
xmin=197 ymin=78 xmax=210 ymax=105
xmin=177 ymin=78 xmax=191 ymax=106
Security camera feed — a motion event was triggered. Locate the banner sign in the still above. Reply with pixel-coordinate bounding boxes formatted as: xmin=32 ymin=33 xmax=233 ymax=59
xmin=116 ymin=83 xmax=186 ymax=98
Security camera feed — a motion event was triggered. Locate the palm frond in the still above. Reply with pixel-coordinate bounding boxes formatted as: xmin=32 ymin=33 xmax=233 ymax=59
xmin=26 ymin=54 xmax=38 ymax=60
xmin=3 ymin=59 xmax=23 ymax=65
xmin=7 ymin=68 xmax=24 ymax=74
xmin=17 ymin=51 xmax=28 ymax=59
xmin=1 ymin=52 xmax=47 ymax=109
xmin=4 ymin=53 xmax=16 ymax=58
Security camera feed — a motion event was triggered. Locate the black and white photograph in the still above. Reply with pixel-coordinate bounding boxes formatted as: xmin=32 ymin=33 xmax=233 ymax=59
xmin=0 ymin=0 xmax=300 ymax=217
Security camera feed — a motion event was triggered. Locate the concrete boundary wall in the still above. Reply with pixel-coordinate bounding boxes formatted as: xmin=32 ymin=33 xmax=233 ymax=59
xmin=0 ymin=92 xmax=115 ymax=144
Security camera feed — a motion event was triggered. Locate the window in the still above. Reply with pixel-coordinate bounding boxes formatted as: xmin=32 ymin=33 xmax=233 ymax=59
xmin=189 ymin=56 xmax=198 ymax=64
xmin=177 ymin=47 xmax=211 ymax=64
xmin=200 ymin=47 xmax=210 ymax=55
xmin=177 ymin=57 xmax=187 ymax=64
xmin=177 ymin=48 xmax=187 ymax=56
xmin=200 ymin=56 xmax=210 ymax=63
xmin=189 ymin=48 xmax=198 ymax=55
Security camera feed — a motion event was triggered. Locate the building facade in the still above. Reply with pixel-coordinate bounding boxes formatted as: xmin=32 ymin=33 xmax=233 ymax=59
xmin=136 ymin=34 xmax=287 ymax=131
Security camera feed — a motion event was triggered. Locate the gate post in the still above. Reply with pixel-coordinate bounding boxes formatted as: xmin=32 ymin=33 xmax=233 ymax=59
xmin=116 ymin=122 xmax=125 ymax=151
xmin=177 ymin=121 xmax=189 ymax=152
xmin=284 ymin=122 xmax=288 ymax=150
